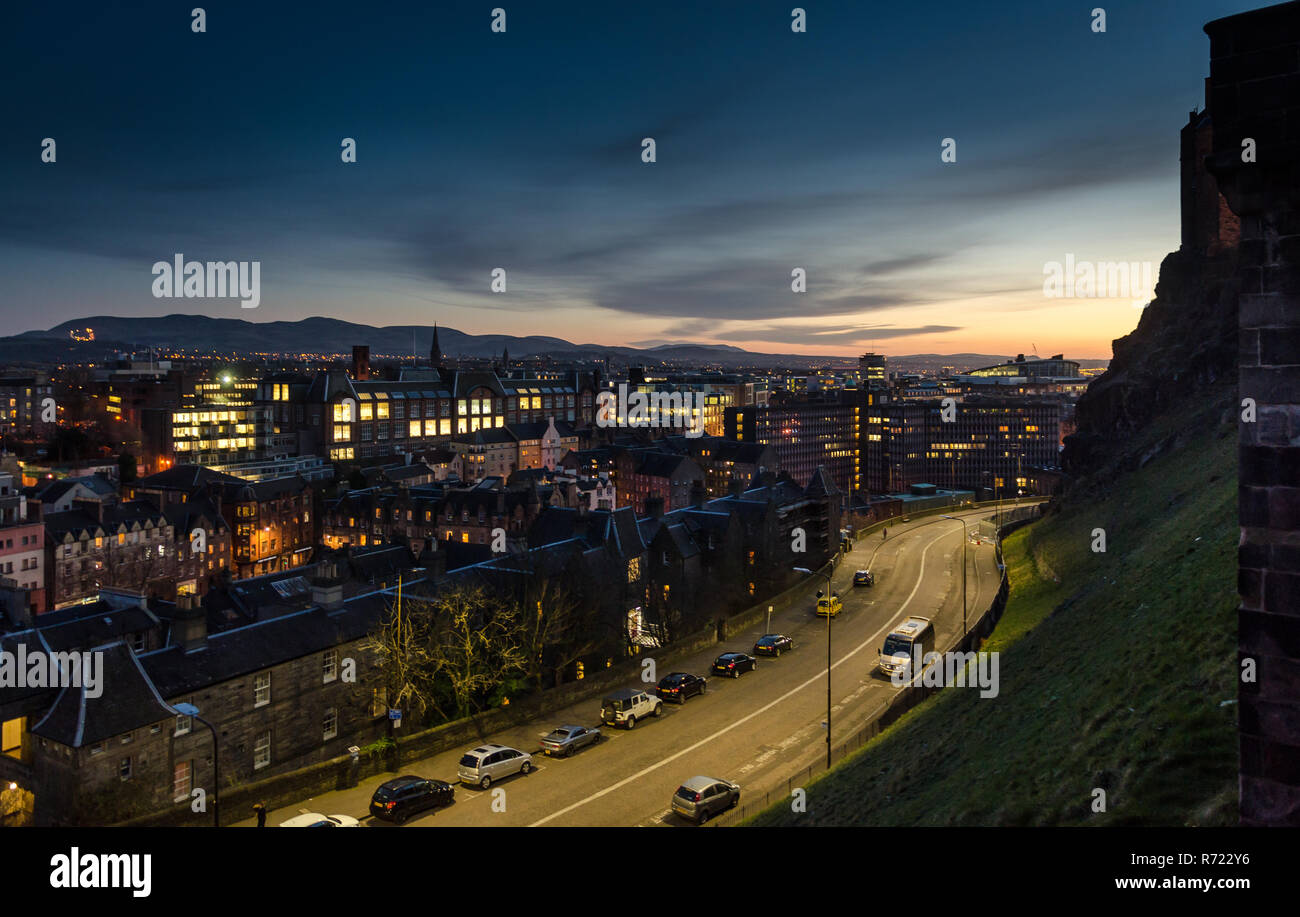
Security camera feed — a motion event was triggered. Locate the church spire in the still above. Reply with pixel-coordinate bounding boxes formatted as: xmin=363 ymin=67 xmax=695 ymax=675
xmin=430 ymin=323 xmax=443 ymax=368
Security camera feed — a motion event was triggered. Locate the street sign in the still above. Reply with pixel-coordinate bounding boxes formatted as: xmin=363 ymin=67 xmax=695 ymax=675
xmin=388 ymin=708 xmax=402 ymax=720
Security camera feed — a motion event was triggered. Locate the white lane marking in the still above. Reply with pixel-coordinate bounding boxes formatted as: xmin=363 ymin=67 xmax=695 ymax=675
xmin=528 ymin=527 xmax=954 ymax=827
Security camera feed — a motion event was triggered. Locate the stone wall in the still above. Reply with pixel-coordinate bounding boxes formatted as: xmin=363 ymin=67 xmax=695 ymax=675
xmin=1204 ymin=0 xmax=1300 ymax=827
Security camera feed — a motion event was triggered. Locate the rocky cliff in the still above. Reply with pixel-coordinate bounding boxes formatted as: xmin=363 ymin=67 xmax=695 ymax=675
xmin=1064 ymin=247 xmax=1238 ymax=472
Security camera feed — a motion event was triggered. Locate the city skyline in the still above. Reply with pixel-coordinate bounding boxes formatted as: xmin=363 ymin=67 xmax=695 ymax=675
xmin=2 ymin=0 xmax=1263 ymax=359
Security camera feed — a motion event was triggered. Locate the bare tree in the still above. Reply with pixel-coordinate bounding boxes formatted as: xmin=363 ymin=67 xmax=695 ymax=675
xmin=519 ymin=574 xmax=604 ymax=688
xmin=364 ymin=583 xmax=529 ymax=722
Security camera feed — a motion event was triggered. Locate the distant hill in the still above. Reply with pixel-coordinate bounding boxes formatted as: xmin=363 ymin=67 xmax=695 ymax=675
xmin=0 ymin=314 xmax=1102 ymax=371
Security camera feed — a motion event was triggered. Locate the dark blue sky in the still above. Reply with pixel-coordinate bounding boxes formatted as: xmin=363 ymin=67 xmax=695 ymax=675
xmin=2 ymin=0 xmax=1265 ymax=357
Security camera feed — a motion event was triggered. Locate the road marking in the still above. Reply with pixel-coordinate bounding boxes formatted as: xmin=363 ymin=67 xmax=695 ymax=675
xmin=528 ymin=527 xmax=954 ymax=827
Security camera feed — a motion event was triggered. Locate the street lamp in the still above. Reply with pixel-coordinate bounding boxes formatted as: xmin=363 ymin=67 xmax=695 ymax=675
xmin=940 ymin=515 xmax=969 ymax=637
xmin=794 ymin=562 xmax=835 ymax=769
xmin=173 ymin=702 xmax=219 ymax=827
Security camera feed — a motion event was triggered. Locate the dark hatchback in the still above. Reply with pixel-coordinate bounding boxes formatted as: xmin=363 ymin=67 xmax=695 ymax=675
xmin=712 ymin=652 xmax=757 ymax=678
xmin=369 ymin=776 xmax=454 ymax=824
xmin=752 ymin=634 xmax=794 ymax=656
xmin=657 ymin=672 xmax=707 ymax=703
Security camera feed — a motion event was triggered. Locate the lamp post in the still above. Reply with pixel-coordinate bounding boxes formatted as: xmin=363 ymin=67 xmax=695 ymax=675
xmin=173 ymin=702 xmax=219 ymax=827
xmin=940 ymin=515 xmax=969 ymax=637
xmin=794 ymin=562 xmax=835 ymax=769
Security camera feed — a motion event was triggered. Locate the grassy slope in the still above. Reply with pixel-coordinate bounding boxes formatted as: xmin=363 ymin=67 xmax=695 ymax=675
xmin=750 ymin=389 xmax=1238 ymax=826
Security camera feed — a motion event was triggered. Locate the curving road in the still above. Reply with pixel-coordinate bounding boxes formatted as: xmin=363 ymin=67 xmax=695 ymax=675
xmin=257 ymin=507 xmax=1011 ymax=828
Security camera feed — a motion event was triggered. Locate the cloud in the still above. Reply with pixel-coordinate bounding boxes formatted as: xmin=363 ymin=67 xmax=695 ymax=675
xmin=711 ymin=323 xmax=963 ymax=347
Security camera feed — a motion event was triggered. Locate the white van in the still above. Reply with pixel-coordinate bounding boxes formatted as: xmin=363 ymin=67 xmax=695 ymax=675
xmin=878 ymin=616 xmax=935 ymax=680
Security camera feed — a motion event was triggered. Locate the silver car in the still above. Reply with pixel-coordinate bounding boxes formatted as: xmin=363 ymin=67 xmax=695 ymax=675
xmin=456 ymin=744 xmax=533 ymax=789
xmin=671 ymin=776 xmax=740 ymax=825
xmin=540 ymin=724 xmax=601 ymax=757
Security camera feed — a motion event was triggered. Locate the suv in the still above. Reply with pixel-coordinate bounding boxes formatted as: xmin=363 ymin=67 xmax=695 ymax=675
xmin=752 ymin=634 xmax=793 ymax=656
xmin=600 ymin=688 xmax=663 ymax=728
xmin=456 ymin=744 xmax=533 ymax=789
xmin=369 ymin=776 xmax=455 ymax=824
xmin=672 ymin=776 xmax=741 ymax=825
xmin=656 ymin=672 xmax=706 ymax=704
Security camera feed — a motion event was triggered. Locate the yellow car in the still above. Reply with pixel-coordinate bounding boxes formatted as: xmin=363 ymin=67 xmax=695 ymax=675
xmin=815 ymin=595 xmax=843 ymax=617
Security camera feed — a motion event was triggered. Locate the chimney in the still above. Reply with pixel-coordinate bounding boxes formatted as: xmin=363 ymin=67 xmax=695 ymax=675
xmin=311 ymin=560 xmax=345 ymax=612
xmin=0 ymin=582 xmax=34 ymax=629
xmin=645 ymin=495 xmax=665 ymax=519
xmin=690 ymin=478 xmax=707 ymax=509
xmin=72 ymin=497 xmax=106 ymax=524
xmin=174 ymin=593 xmax=207 ymax=653
xmin=352 ymin=345 xmax=371 ymax=381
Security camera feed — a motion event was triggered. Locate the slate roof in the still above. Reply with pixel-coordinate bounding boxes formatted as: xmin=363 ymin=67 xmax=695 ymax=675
xmin=34 ymin=474 xmax=118 ymax=505
xmin=135 ymin=465 xmax=246 ymax=491
xmin=633 ymin=452 xmax=698 ymax=478
xmin=160 ymin=496 xmax=229 ymax=534
xmin=456 ymin=427 xmax=516 ymax=446
xmin=146 ymin=584 xmax=408 ymax=698
xmin=0 ymin=630 xmax=57 ymax=712
xmin=34 ymin=600 xmax=160 ymax=654
xmin=508 ymin=420 xmax=576 ymax=440
xmin=44 ymin=500 xmax=170 ymax=540
xmin=31 ymin=641 xmax=177 ymax=747
xmin=804 ymin=466 xmax=841 ymax=498
xmin=385 ymin=464 xmax=436 ymax=482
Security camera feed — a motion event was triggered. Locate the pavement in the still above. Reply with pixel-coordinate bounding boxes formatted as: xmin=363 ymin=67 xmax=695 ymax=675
xmin=238 ymin=507 xmax=1006 ymax=828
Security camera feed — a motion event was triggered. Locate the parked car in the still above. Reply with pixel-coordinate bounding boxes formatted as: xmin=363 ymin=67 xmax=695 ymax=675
xmin=369 ymin=776 xmax=455 ymax=824
xmin=671 ymin=776 xmax=741 ymax=825
xmin=815 ymin=594 xmax=843 ymax=617
xmin=853 ymin=569 xmax=874 ymax=587
xmin=540 ymin=724 xmax=601 ymax=757
xmin=280 ymin=812 xmax=360 ymax=828
xmin=712 ymin=652 xmax=757 ymax=678
xmin=600 ymin=688 xmax=664 ymax=728
xmin=457 ymin=744 xmax=533 ymax=788
xmin=752 ymin=634 xmax=794 ymax=656
xmin=657 ymin=672 xmax=707 ymax=703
